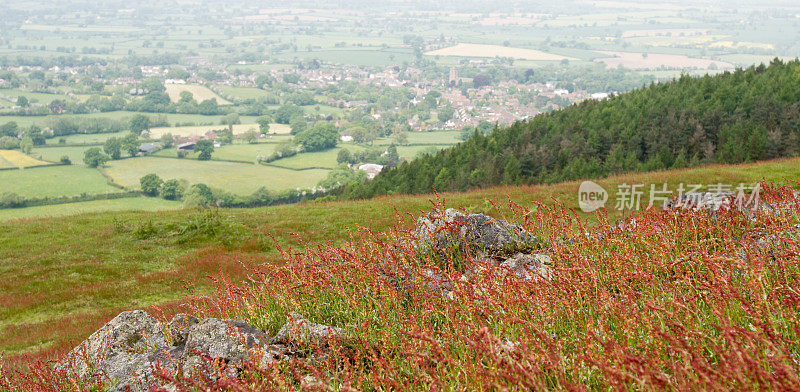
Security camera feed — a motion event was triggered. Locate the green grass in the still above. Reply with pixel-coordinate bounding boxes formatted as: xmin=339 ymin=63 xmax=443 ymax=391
xmin=214 ymin=85 xmax=273 ymax=100
xmin=0 ymin=197 xmax=182 ymax=222
xmin=49 ymin=131 xmax=128 ymax=146
xmin=375 ymin=131 xmax=463 ymax=146
xmin=0 ymin=112 xmax=260 ymax=128
xmin=31 ymin=146 xmax=92 ymax=164
xmin=1 ymin=157 xmax=798 ymax=366
xmin=269 ymin=146 xmax=364 ymax=170
xmin=103 ymin=156 xmax=329 ymax=194
xmin=396 ymin=145 xmax=453 ymax=160
xmin=0 ymin=165 xmax=119 ymax=198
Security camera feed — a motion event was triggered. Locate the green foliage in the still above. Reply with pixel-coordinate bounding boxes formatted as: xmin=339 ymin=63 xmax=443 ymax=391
xmin=122 ymin=133 xmax=139 ymax=157
xmin=337 ymin=149 xmax=353 ymax=164
xmin=183 ymin=183 xmax=215 ymax=206
xmin=0 ymin=136 xmax=20 ymax=149
xmin=60 ymin=155 xmax=71 ymax=165
xmin=19 ymin=136 xmax=33 ymax=154
xmin=103 ymin=137 xmax=122 ymax=160
xmin=160 ymin=179 xmax=184 ymax=200
xmin=344 ymin=60 xmax=800 ymax=198
xmin=139 ymin=173 xmax=164 ymax=196
xmin=83 ymin=147 xmax=110 ymax=168
xmin=318 ymin=163 xmax=367 ymax=189
xmin=275 ymin=104 xmax=304 ymax=124
xmin=195 ymin=139 xmax=214 ymax=160
xmin=295 ymin=122 xmax=339 ymax=152
xmin=0 ymin=192 xmax=24 ymax=208
xmin=129 ymin=114 xmax=151 ymax=135
xmin=289 ymin=116 xmax=308 ymax=135
xmin=256 ymin=116 xmax=271 ymax=134
xmin=1 ymin=121 xmax=19 ymax=137
xmin=160 ymin=133 xmax=174 ymax=148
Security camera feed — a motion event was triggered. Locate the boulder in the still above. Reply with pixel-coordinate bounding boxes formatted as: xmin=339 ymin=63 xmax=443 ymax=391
xmin=60 ymin=310 xmax=169 ymax=379
xmin=180 ymin=318 xmax=271 ymax=379
xmin=414 ymin=208 xmax=538 ymax=260
xmin=499 ymin=253 xmax=553 ymax=281
xmin=271 ymin=312 xmax=344 ymax=346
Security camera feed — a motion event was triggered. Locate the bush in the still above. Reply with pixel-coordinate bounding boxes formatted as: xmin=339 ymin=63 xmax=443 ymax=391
xmin=194 ymin=140 xmax=214 ymax=160
xmin=183 ymin=183 xmax=215 ymax=207
xmin=0 ymin=192 xmax=25 ymax=208
xmin=59 ymin=155 xmax=71 ymax=165
xmin=139 ymin=173 xmax=163 ymax=196
xmin=161 ymin=179 xmax=184 ymax=200
xmin=83 ymin=147 xmax=110 ymax=168
xmin=0 ymin=136 xmax=20 ymax=149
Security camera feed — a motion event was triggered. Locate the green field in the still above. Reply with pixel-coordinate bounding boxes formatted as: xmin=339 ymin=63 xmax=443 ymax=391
xmin=269 ymin=146 xmax=364 ymax=170
xmin=0 ymin=165 xmax=119 ymax=198
xmin=397 ymin=145 xmax=453 ymax=160
xmin=103 ymin=156 xmax=329 ymax=194
xmin=375 ymin=131 xmax=463 ymax=146
xmin=0 ymin=112 xmax=260 ymax=128
xmin=31 ymin=146 xmax=91 ymax=164
xmin=49 ymin=131 xmax=128 ymax=146
xmin=214 ymin=85 xmax=274 ymax=100
xmin=0 ymin=197 xmax=182 ymax=222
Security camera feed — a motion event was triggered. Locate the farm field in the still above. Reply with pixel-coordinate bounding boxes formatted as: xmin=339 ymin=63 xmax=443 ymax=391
xmin=50 ymin=131 xmax=128 ymax=146
xmin=0 ymin=197 xmax=182 ymax=222
xmin=396 ymin=144 xmax=453 ymax=160
xmin=425 ymin=43 xmax=575 ymax=61
xmin=164 ymin=84 xmax=232 ymax=105
xmin=103 ymin=157 xmax=329 ymax=194
xmin=375 ymin=130 xmax=463 ymax=146
xmin=594 ymin=50 xmax=734 ymax=70
xmin=153 ymin=141 xmax=286 ymax=163
xmin=0 ymin=112 xmax=259 ymax=128
xmin=0 ymin=165 xmax=119 ymax=198
xmin=1 ymin=157 xmax=798 ymax=369
xmin=213 ymin=85 xmax=274 ymax=101
xmin=148 ymin=123 xmax=287 ymax=138
xmin=268 ymin=146 xmax=364 ymax=170
xmin=0 ymin=150 xmax=51 ymax=168
xmin=31 ymin=146 xmax=91 ymax=164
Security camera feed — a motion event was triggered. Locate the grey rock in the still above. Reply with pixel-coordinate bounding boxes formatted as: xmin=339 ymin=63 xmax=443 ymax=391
xmin=499 ymin=253 xmax=553 ymax=281
xmin=180 ymin=318 xmax=271 ymax=379
xmin=414 ymin=208 xmax=538 ymax=260
xmin=271 ymin=312 xmax=344 ymax=346
xmin=60 ymin=310 xmax=169 ymax=378
xmin=167 ymin=313 xmax=199 ymax=346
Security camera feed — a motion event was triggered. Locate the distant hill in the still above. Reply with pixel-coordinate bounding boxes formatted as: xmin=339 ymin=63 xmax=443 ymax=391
xmin=340 ymin=59 xmax=800 ymax=199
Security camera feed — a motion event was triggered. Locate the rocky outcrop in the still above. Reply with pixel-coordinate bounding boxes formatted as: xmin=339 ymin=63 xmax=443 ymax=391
xmin=60 ymin=310 xmax=341 ymax=391
xmin=408 ymin=208 xmax=553 ymax=286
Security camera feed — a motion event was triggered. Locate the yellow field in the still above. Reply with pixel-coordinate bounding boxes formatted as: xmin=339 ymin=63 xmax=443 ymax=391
xmin=164 ymin=84 xmax=232 ymax=105
xmin=149 ymin=123 xmax=290 ymax=138
xmin=594 ymin=51 xmax=734 ymax=70
xmin=709 ymin=41 xmax=775 ymax=50
xmin=425 ymin=43 xmax=575 ymax=61
xmin=0 ymin=150 xmax=51 ymax=168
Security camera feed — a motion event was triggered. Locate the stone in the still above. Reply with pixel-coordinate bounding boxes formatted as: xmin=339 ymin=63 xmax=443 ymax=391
xmin=60 ymin=310 xmax=169 ymax=378
xmin=414 ymin=208 xmax=538 ymax=260
xmin=167 ymin=313 xmax=199 ymax=346
xmin=271 ymin=312 xmax=344 ymax=346
xmin=180 ymin=318 xmax=271 ymax=379
xmin=498 ymin=253 xmax=553 ymax=281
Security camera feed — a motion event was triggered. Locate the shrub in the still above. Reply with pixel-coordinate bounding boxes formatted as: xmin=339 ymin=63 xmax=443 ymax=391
xmin=139 ymin=173 xmax=163 ymax=196
xmin=160 ymin=179 xmax=184 ymax=200
xmin=83 ymin=147 xmax=110 ymax=168
xmin=59 ymin=156 xmax=71 ymax=165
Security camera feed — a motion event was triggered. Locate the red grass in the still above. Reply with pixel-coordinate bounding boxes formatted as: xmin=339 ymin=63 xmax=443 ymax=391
xmin=3 ymin=183 xmax=800 ymax=390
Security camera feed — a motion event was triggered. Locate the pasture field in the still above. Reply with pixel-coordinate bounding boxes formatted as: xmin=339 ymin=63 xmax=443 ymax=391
xmin=0 ymin=155 xmax=14 ymax=169
xmin=31 ymin=146 xmax=91 ymax=164
xmin=0 ymin=165 xmax=119 ymax=198
xmin=0 ymin=150 xmax=51 ymax=168
xmin=425 ymin=43 xmax=575 ymax=61
xmin=148 ymin=123 xmax=287 ymax=138
xmin=164 ymin=84 xmax=232 ymax=105
xmin=1 ymin=157 xmax=798 ymax=370
xmin=709 ymin=41 xmax=775 ymax=50
xmin=214 ymin=86 xmax=273 ymax=101
xmin=153 ymin=142 xmax=286 ymax=163
xmin=268 ymin=146 xmax=364 ymax=170
xmin=0 ymin=197 xmax=182 ymax=222
xmin=50 ymin=131 xmax=128 ymax=146
xmin=275 ymin=48 xmax=415 ymax=67
xmin=103 ymin=157 xmax=329 ymax=194
xmin=0 ymin=112 xmax=259 ymax=129
xmin=375 ymin=130 xmax=462 ymax=146
xmin=594 ymin=50 xmax=734 ymax=70
xmin=396 ymin=144 xmax=453 ymax=160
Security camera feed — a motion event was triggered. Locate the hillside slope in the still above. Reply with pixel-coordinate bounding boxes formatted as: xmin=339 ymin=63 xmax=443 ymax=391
xmin=3 ymin=159 xmax=800 ymax=389
xmin=342 ymin=59 xmax=800 ymax=199
xmin=0 ymin=157 xmax=798 ymax=369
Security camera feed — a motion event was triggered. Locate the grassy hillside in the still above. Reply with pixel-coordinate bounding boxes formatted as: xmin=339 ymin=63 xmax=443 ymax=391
xmin=0 ymin=157 xmax=798 ymax=370
xmin=342 ymin=60 xmax=800 ymax=199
